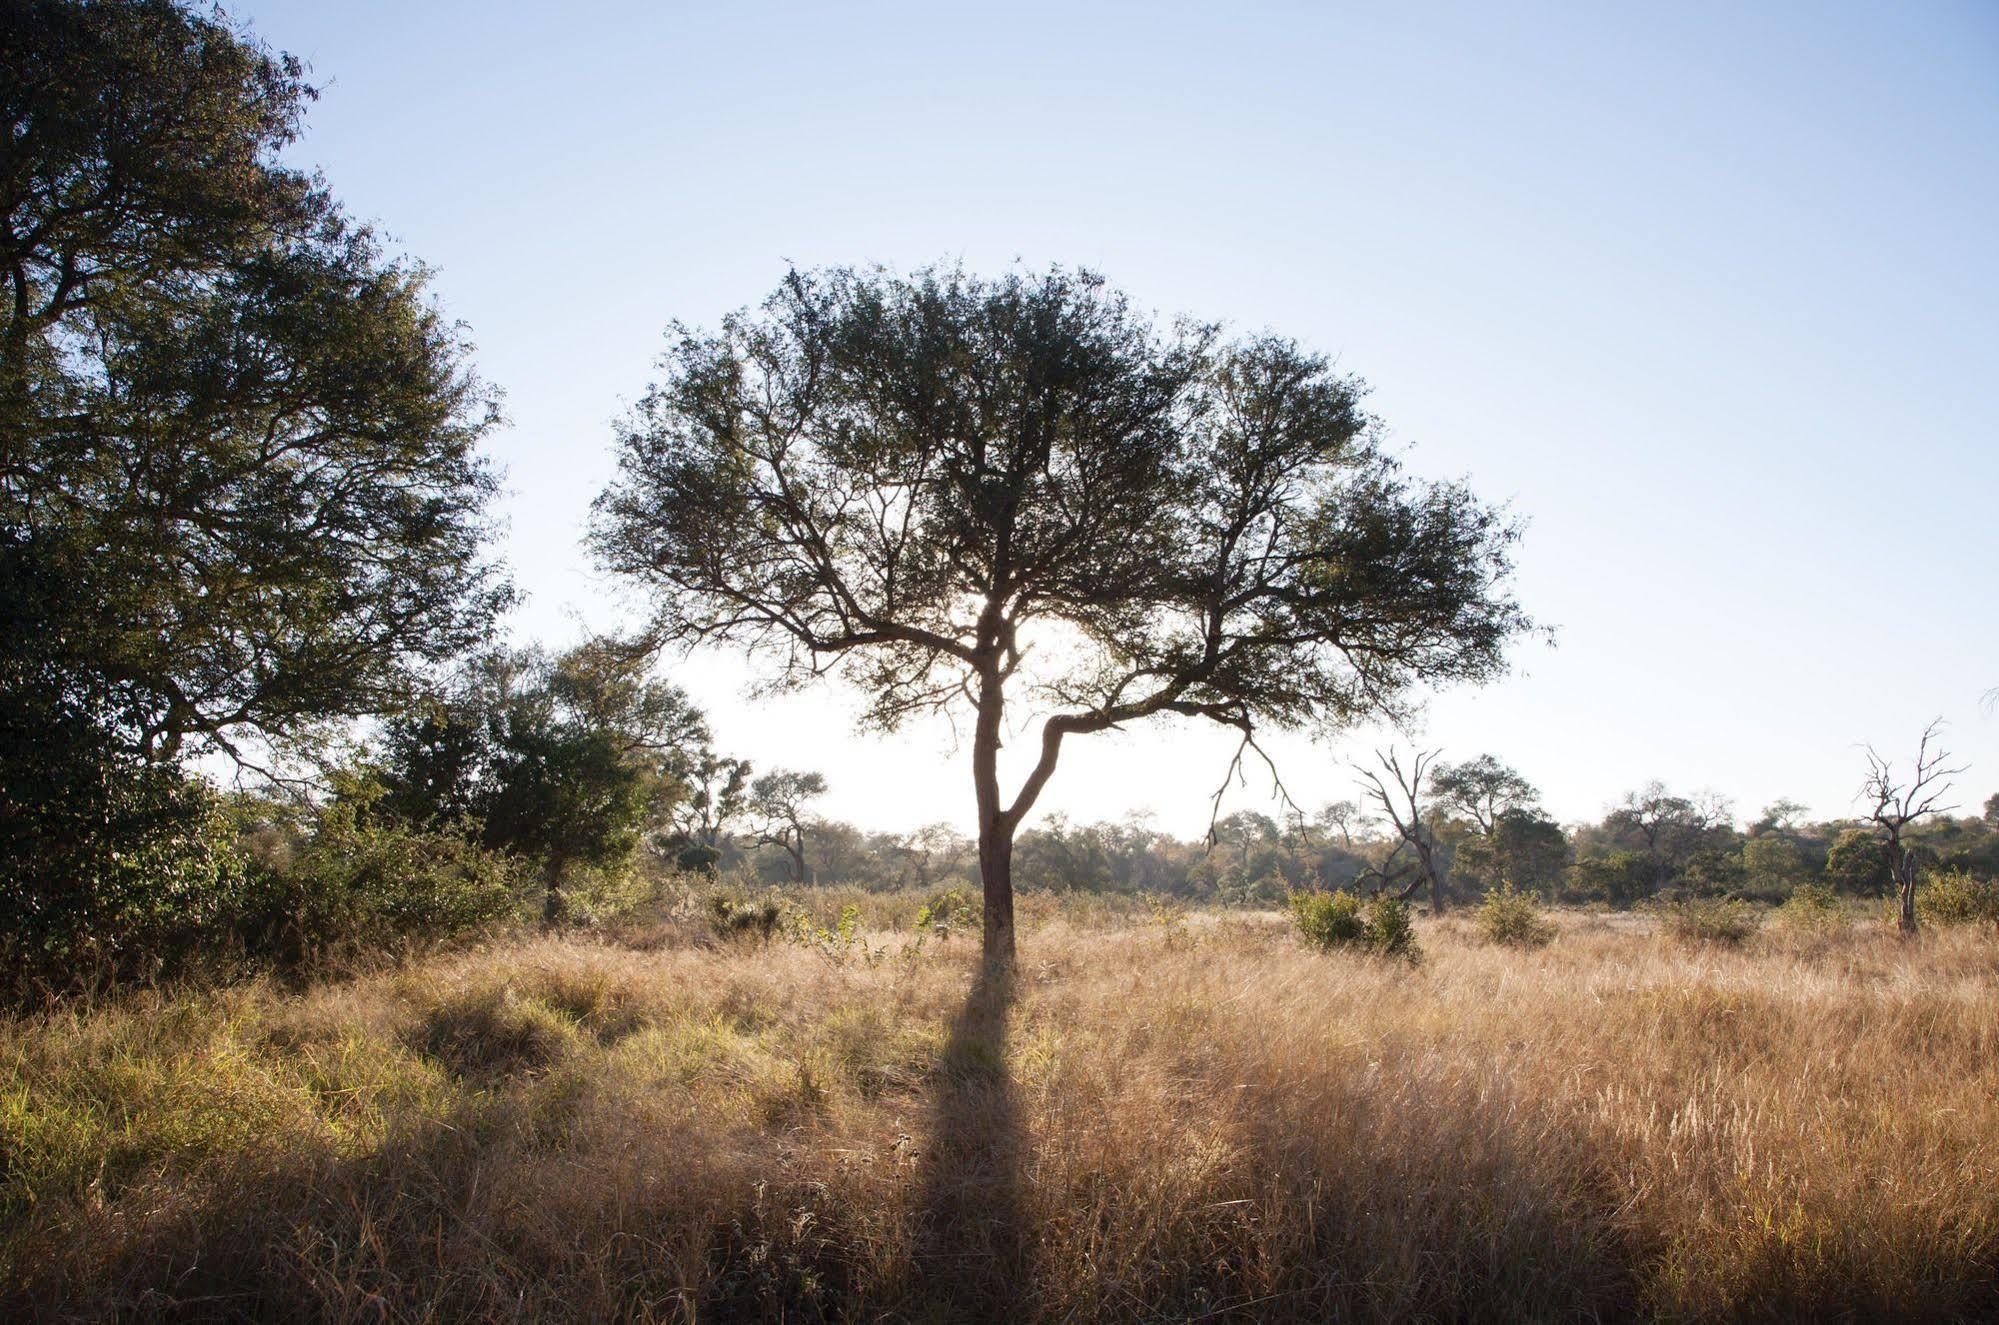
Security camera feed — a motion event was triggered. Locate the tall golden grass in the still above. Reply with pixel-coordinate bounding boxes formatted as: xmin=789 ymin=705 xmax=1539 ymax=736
xmin=3 ymin=902 xmax=1995 ymax=1321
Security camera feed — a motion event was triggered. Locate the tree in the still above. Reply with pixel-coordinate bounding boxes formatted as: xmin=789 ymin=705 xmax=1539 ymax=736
xmin=378 ymin=642 xmax=702 ymax=921
xmin=1456 ymin=808 xmax=1570 ymax=895
xmin=2 ymin=0 xmax=510 ymax=772
xmin=1605 ymin=782 xmax=1732 ymax=894
xmin=749 ymin=769 xmax=827 ymax=882
xmin=1748 ymin=799 xmax=1808 ymax=838
xmin=593 ymin=264 xmax=1527 ymax=966
xmin=1741 ymin=833 xmax=1805 ymax=893
xmin=1432 ymin=754 xmax=1540 ymax=835
xmin=1823 ymin=827 xmax=1891 ymax=897
xmin=1861 ymin=720 xmax=1965 ymax=934
xmin=671 ymin=746 xmax=753 ymax=868
xmin=1355 ymin=747 xmax=1451 ymax=913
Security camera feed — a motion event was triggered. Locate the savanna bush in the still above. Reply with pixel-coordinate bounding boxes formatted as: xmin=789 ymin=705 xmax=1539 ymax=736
xmin=913 ymin=886 xmax=977 ymax=937
xmin=1474 ymin=882 xmax=1556 ymax=947
xmin=706 ymin=891 xmax=785 ymax=945
xmin=237 ymin=788 xmax=524 ymax=971
xmin=1917 ymin=867 xmax=1999 ymax=927
xmin=1776 ymin=881 xmax=1848 ymax=933
xmin=0 ymin=746 xmax=248 ymax=999
xmin=1658 ymin=896 xmax=1761 ymax=947
xmin=1289 ymin=889 xmax=1420 ymax=962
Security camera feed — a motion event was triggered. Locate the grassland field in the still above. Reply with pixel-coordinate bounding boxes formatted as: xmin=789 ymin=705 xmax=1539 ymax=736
xmin=4 ymin=891 xmax=1996 ymax=1322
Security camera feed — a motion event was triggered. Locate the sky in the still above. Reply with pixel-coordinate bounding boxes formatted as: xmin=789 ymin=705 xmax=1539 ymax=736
xmin=237 ymin=0 xmax=1999 ymax=837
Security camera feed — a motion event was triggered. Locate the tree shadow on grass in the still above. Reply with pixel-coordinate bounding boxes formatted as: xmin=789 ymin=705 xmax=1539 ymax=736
xmin=913 ymin=965 xmax=1030 ymax=1321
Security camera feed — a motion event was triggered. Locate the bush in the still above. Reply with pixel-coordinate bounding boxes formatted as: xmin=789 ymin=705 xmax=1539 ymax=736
xmin=1289 ymin=889 xmax=1420 ymax=962
xmin=1776 ymin=881 xmax=1847 ymax=934
xmin=1917 ymin=867 xmax=1999 ymax=927
xmin=707 ymin=892 xmax=784 ymax=945
xmin=0 ymin=744 xmax=249 ymax=999
xmin=1474 ymin=883 xmax=1556 ymax=947
xmin=238 ymin=787 xmax=524 ymax=971
xmin=1658 ymin=896 xmax=1761 ymax=947
xmin=914 ymin=886 xmax=978 ymax=938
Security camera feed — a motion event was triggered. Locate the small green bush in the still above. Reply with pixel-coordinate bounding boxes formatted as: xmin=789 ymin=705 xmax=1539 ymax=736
xmin=1289 ymin=889 xmax=1420 ymax=962
xmin=1917 ymin=867 xmax=1999 ymax=926
xmin=1658 ymin=896 xmax=1761 ymax=947
xmin=1474 ymin=883 xmax=1556 ymax=947
xmin=914 ymin=886 xmax=978 ymax=938
xmin=1776 ymin=881 xmax=1847 ymax=933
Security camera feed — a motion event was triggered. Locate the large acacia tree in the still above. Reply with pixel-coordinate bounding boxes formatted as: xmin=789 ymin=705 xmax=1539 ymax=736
xmin=594 ymin=265 xmax=1528 ymax=966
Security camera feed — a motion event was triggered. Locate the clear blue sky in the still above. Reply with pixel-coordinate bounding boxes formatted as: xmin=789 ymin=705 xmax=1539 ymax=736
xmin=240 ymin=0 xmax=1999 ymax=834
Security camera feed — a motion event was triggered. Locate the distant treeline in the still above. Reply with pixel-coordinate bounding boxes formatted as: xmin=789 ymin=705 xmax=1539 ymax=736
xmin=713 ymin=777 xmax=1999 ymax=910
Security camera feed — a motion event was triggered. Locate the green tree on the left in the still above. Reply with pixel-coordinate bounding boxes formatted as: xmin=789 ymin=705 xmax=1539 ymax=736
xmin=1 ymin=1 xmax=510 ymax=984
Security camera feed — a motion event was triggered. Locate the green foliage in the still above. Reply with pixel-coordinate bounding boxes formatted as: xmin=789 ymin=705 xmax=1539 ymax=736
xmin=238 ymin=779 xmax=523 ymax=970
xmin=1916 ymin=867 xmax=1999 ymax=927
xmin=1658 ymin=897 xmax=1761 ymax=947
xmin=1365 ymin=894 xmax=1419 ymax=961
xmin=1681 ymin=846 xmax=1747 ymax=897
xmin=1474 ymin=883 xmax=1556 ymax=947
xmin=1776 ymin=882 xmax=1848 ymax=934
xmin=1742 ymin=835 xmax=1806 ymax=892
xmin=2 ymin=0 xmax=510 ymax=768
xmin=1289 ymin=889 xmax=1420 ymax=962
xmin=1565 ymin=850 xmax=1654 ymax=906
xmin=0 ymin=717 xmax=247 ymax=997
xmin=593 ymin=263 xmax=1529 ymax=963
xmin=377 ymin=642 xmax=703 ymax=916
xmin=1824 ymin=828 xmax=1891 ymax=897
xmin=913 ymin=887 xmax=977 ymax=938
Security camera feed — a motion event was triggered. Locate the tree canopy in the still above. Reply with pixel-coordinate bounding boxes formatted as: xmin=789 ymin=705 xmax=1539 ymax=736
xmin=1 ymin=0 xmax=511 ymax=767
xmin=594 ymin=263 xmax=1530 ymax=964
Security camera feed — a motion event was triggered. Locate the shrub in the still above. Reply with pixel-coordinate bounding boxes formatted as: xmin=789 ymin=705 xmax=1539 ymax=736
xmin=1776 ymin=881 xmax=1848 ymax=934
xmin=1474 ymin=883 xmax=1556 ymax=947
xmin=914 ymin=886 xmax=978 ymax=938
xmin=1658 ymin=896 xmax=1761 ymax=947
xmin=707 ymin=892 xmax=784 ymax=945
xmin=0 ymin=753 xmax=249 ymax=1000
xmin=1917 ymin=867 xmax=1999 ymax=927
xmin=1365 ymin=894 xmax=1419 ymax=961
xmin=238 ymin=790 xmax=524 ymax=971
xmin=1289 ymin=889 xmax=1420 ymax=962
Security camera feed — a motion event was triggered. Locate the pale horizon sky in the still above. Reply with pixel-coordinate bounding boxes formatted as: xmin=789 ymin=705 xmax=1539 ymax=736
xmin=240 ymin=0 xmax=1998 ymax=837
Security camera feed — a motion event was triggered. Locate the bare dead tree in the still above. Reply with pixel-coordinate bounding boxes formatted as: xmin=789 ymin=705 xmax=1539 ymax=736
xmin=1356 ymin=748 xmax=1449 ymax=913
xmin=1861 ymin=719 xmax=1965 ymax=934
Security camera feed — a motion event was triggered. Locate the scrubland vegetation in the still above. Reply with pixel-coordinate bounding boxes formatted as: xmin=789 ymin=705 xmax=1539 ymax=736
xmin=6 ymin=895 xmax=1998 ymax=1322
xmin=7 ymin=3 xmax=1999 ymax=1320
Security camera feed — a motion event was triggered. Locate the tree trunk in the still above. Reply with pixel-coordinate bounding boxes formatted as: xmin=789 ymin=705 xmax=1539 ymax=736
xmin=1896 ymin=845 xmax=1918 ymax=935
xmin=978 ymin=813 xmax=1017 ymax=968
xmin=542 ymin=851 xmax=567 ymax=926
xmin=972 ymin=670 xmax=1016 ymax=970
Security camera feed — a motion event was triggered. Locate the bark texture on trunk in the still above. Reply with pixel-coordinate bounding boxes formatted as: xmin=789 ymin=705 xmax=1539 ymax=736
xmin=972 ymin=670 xmax=1017 ymax=970
xmin=1895 ymin=846 xmax=1919 ymax=935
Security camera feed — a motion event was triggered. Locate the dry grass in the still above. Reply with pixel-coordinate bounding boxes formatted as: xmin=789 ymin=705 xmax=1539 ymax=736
xmin=3 ymin=904 xmax=1996 ymax=1322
